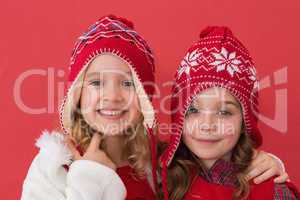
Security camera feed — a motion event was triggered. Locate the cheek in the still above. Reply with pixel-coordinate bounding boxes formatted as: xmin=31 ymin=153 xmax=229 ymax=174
xmin=182 ymin=131 xmax=200 ymax=150
xmin=127 ymin=94 xmax=142 ymax=120
xmin=182 ymin=133 xmax=194 ymax=151
xmin=218 ymin=116 xmax=242 ymax=137
xmin=183 ymin=117 xmax=198 ymax=135
xmin=220 ymin=132 xmax=241 ymax=149
xmin=81 ymin=88 xmax=99 ymax=108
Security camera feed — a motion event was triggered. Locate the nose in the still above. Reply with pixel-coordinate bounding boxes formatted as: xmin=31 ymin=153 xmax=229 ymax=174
xmin=200 ymin=112 xmax=217 ymax=133
xmin=101 ymin=81 xmax=124 ymax=103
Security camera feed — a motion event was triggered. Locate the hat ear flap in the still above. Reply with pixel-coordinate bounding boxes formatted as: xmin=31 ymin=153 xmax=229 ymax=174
xmin=60 ymin=69 xmax=86 ymax=135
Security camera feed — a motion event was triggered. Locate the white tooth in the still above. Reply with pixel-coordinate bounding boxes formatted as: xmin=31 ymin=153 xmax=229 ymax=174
xmin=100 ymin=110 xmax=123 ymax=116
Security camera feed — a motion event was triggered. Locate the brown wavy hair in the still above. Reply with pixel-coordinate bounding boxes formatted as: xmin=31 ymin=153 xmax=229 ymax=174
xmin=70 ymin=107 xmax=152 ymax=178
xmin=159 ymin=127 xmax=254 ymax=200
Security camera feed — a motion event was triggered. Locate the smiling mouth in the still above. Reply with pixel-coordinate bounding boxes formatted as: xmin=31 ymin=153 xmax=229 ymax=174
xmin=96 ymin=109 xmax=127 ymax=119
xmin=193 ymin=137 xmax=222 ymax=144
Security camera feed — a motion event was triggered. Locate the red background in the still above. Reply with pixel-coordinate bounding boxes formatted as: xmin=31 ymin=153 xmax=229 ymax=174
xmin=1 ymin=0 xmax=299 ymax=199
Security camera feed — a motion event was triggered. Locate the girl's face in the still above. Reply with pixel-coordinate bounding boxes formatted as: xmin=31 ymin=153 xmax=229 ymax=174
xmin=80 ymin=54 xmax=142 ymax=136
xmin=183 ymin=87 xmax=243 ymax=168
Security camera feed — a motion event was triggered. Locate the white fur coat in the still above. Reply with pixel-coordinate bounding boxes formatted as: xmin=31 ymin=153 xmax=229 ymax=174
xmin=21 ymin=130 xmax=127 ymax=200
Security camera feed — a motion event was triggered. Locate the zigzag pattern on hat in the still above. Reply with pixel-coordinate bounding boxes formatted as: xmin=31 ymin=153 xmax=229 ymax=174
xmin=70 ymin=16 xmax=154 ymax=69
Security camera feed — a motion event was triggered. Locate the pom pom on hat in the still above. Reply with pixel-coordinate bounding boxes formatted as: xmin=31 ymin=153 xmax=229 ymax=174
xmin=99 ymin=14 xmax=135 ymax=29
xmin=199 ymin=26 xmax=233 ymax=39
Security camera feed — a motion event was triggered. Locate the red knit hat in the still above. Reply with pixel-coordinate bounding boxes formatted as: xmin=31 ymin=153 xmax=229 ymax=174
xmin=160 ymin=26 xmax=261 ymax=200
xmin=59 ymin=15 xmax=156 ymax=135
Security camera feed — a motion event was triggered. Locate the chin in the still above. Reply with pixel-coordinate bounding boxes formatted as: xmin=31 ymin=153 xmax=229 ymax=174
xmin=194 ymin=149 xmax=224 ymax=161
xmin=98 ymin=126 xmax=126 ymax=136
xmin=197 ymin=155 xmax=221 ymax=161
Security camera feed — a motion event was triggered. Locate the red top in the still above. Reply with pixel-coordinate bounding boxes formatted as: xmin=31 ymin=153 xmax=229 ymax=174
xmin=117 ymin=165 xmax=156 ymax=200
xmin=184 ymin=159 xmax=299 ymax=200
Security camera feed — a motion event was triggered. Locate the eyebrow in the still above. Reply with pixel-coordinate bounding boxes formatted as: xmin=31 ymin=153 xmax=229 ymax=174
xmin=221 ymin=100 xmax=240 ymax=109
xmin=191 ymin=100 xmax=241 ymax=109
xmin=86 ymin=71 xmax=132 ymax=79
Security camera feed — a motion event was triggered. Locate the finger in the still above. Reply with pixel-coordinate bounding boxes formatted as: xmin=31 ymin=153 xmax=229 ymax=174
xmin=65 ymin=136 xmax=81 ymax=160
xmin=248 ymin=151 xmax=267 ymax=172
xmin=63 ymin=135 xmax=76 ymax=145
xmin=250 ymin=152 xmax=284 ymax=180
xmin=247 ymin=158 xmax=264 ymax=173
xmin=253 ymin=167 xmax=276 ymax=184
xmin=274 ymin=172 xmax=289 ymax=183
xmin=246 ymin=160 xmax=270 ymax=180
xmin=87 ymin=133 xmax=102 ymax=152
xmin=269 ymin=154 xmax=285 ymax=172
xmin=252 ymin=150 xmax=267 ymax=165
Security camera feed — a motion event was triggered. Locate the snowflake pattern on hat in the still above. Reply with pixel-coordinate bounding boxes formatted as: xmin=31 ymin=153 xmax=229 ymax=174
xmin=210 ymin=47 xmax=242 ymax=77
xmin=177 ymin=47 xmax=218 ymax=78
xmin=248 ymin=65 xmax=257 ymax=81
xmin=178 ymin=49 xmax=202 ymax=77
xmin=177 ymin=46 xmax=257 ymax=86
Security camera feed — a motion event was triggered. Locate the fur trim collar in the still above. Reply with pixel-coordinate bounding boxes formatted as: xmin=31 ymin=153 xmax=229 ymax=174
xmin=35 ymin=130 xmax=72 ymax=167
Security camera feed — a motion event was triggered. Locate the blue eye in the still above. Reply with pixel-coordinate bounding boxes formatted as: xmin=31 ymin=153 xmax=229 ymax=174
xmin=122 ymin=80 xmax=135 ymax=87
xmin=89 ymin=80 xmax=103 ymax=87
xmin=186 ymin=106 xmax=198 ymax=115
xmin=217 ymin=110 xmax=232 ymax=116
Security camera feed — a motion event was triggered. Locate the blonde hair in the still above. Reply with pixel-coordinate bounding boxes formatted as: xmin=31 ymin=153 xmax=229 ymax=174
xmin=159 ymin=127 xmax=254 ymax=200
xmin=70 ymin=107 xmax=152 ymax=178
